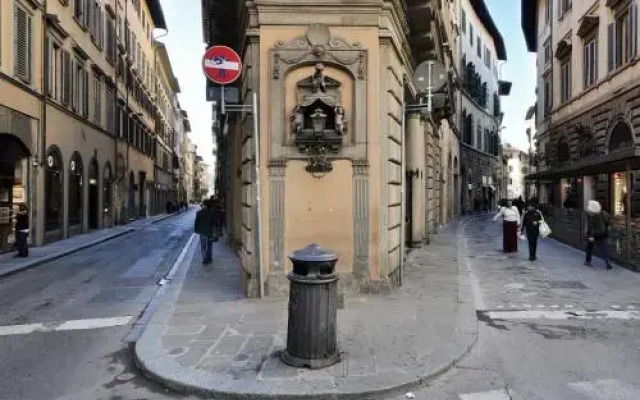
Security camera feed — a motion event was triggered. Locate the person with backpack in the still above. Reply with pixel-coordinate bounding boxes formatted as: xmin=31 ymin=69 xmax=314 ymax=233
xmin=520 ymin=200 xmax=543 ymax=261
xmin=584 ymin=200 xmax=612 ymax=270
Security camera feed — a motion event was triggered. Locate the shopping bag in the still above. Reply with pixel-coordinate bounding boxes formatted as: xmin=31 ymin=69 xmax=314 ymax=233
xmin=538 ymin=212 xmax=551 ymax=238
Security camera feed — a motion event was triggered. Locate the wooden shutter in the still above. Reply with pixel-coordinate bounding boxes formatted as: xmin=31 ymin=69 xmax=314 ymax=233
xmin=14 ymin=5 xmax=31 ymax=82
xmin=62 ymin=51 xmax=70 ymax=105
xmin=45 ymin=37 xmax=52 ymax=96
xmin=608 ymin=23 xmax=615 ymax=72
xmin=83 ymin=70 xmax=89 ymax=117
xmin=631 ymin=3 xmax=638 ymax=59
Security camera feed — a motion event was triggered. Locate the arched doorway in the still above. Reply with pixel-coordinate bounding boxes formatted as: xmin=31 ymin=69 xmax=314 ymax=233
xmin=609 ymin=121 xmax=634 ymax=152
xmin=128 ymin=171 xmax=135 ymax=220
xmin=88 ymin=157 xmax=99 ymax=230
xmin=68 ymin=152 xmax=84 ymax=234
xmin=103 ymin=162 xmax=113 ymax=227
xmin=45 ymin=146 xmax=63 ymax=237
xmin=0 ymin=134 xmax=31 ymax=252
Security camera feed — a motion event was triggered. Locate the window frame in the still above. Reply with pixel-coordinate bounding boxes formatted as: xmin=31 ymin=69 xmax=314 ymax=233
xmin=583 ymin=36 xmax=598 ymax=89
xmin=560 ymin=57 xmax=571 ymax=103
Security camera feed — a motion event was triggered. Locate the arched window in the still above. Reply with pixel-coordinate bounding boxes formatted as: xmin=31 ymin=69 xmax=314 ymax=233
xmin=45 ymin=147 xmax=63 ymax=231
xmin=609 ymin=121 xmax=634 ymax=152
xmin=68 ymin=152 xmax=84 ymax=227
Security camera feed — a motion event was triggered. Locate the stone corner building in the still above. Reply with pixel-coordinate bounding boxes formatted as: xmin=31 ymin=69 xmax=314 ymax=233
xmin=522 ymin=0 xmax=640 ymax=268
xmin=202 ymin=0 xmax=465 ymax=297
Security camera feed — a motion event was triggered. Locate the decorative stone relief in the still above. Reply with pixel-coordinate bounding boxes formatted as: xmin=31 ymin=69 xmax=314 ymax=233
xmin=272 ymin=24 xmax=366 ymax=80
xmin=269 ymin=24 xmax=368 ymax=161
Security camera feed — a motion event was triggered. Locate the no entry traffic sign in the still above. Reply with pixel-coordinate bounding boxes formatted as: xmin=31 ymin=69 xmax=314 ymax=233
xmin=202 ymin=46 xmax=242 ymax=85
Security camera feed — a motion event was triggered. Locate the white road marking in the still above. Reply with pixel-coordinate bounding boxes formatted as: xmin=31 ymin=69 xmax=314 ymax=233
xmin=611 ymin=305 xmax=621 ymax=309
xmin=629 ymin=306 xmax=637 ymax=309
xmin=551 ymin=305 xmax=559 ymax=308
xmin=523 ymin=304 xmax=531 ymax=308
xmin=0 ymin=316 xmax=132 ymax=336
xmin=496 ymin=305 xmax=504 ymax=309
xmin=568 ymin=379 xmax=640 ymax=400
xmin=459 ymin=389 xmax=512 ymax=400
xmin=565 ymin=305 xmax=574 ymax=308
xmin=536 ymin=305 xmax=545 ymax=308
xmin=485 ymin=310 xmax=640 ymax=320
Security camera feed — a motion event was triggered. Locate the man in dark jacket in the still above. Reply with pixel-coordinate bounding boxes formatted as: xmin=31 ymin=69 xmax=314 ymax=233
xmin=520 ymin=201 xmax=543 ymax=261
xmin=194 ymin=200 xmax=215 ymax=264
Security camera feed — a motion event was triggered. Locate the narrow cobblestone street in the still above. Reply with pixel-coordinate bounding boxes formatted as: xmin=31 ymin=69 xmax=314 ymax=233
xmin=387 ymin=215 xmax=640 ymax=400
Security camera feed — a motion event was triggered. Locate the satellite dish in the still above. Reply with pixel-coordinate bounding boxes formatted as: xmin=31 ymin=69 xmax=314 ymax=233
xmin=412 ymin=61 xmax=448 ymax=95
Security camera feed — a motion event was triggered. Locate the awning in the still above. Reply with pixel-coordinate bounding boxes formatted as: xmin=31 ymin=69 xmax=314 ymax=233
xmin=526 ymin=147 xmax=640 ymax=180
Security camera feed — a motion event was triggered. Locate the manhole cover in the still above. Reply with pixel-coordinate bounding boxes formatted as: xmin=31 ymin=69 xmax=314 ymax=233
xmin=549 ymin=280 xmax=588 ymax=289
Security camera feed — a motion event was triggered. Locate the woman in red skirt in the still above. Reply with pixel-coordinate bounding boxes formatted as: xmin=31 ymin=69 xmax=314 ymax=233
xmin=493 ymin=200 xmax=521 ymax=253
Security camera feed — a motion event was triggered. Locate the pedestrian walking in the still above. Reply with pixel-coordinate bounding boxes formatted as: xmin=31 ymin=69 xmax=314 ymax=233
xmin=493 ymin=200 xmax=520 ymax=253
xmin=14 ymin=204 xmax=29 ymax=258
xmin=584 ymin=199 xmax=612 ymax=269
xmin=520 ymin=201 xmax=543 ymax=261
xmin=194 ymin=200 xmax=215 ymax=264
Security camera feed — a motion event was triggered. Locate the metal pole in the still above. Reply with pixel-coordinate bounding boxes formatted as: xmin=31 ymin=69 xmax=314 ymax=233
xmin=399 ymin=96 xmax=406 ymax=287
xmin=221 ymin=86 xmax=226 ymax=115
xmin=252 ymin=91 xmax=264 ymax=298
xmin=427 ymin=61 xmax=434 ymax=114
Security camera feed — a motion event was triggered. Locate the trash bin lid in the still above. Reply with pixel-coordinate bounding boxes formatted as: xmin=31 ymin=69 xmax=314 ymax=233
xmin=288 ymin=243 xmax=338 ymax=263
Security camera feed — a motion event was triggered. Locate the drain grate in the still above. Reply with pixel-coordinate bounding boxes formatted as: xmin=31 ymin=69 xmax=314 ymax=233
xmin=549 ymin=280 xmax=588 ymax=289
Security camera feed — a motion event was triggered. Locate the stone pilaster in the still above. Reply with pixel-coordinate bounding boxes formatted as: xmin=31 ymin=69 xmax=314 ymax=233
xmin=268 ymin=160 xmax=286 ymax=272
xmin=352 ymin=159 xmax=369 ymax=282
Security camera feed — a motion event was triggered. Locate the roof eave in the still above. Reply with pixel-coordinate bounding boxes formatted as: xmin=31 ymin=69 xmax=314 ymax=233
xmin=469 ymin=0 xmax=507 ymax=60
xmin=146 ymin=0 xmax=167 ymax=30
xmin=521 ymin=0 xmax=538 ymax=52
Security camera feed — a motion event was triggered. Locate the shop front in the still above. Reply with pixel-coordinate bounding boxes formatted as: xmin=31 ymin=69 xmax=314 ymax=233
xmin=531 ymin=141 xmax=640 ymax=269
xmin=0 ymin=135 xmax=30 ymax=252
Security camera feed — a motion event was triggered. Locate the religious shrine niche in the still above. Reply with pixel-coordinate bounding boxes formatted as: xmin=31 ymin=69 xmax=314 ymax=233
xmin=269 ymin=24 xmax=368 ymax=172
xmin=290 ymin=63 xmax=348 ymax=173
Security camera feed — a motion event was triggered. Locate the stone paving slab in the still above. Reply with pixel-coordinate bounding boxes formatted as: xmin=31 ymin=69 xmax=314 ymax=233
xmin=0 ymin=212 xmax=179 ymax=279
xmin=135 ymin=222 xmax=478 ymax=399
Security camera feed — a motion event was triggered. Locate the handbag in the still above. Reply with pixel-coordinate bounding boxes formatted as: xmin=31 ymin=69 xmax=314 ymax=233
xmin=538 ymin=211 xmax=551 ymax=238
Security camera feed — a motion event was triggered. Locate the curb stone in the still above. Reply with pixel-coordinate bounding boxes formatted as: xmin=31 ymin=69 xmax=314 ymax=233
xmin=0 ymin=228 xmax=135 ymax=279
xmin=134 ymin=221 xmax=479 ymax=400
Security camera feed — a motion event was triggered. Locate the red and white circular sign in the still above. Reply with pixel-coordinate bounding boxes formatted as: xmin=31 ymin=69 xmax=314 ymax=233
xmin=202 ymin=46 xmax=242 ymax=85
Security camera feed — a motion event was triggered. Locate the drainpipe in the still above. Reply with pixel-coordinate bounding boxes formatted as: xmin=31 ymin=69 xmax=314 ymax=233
xmin=36 ymin=0 xmax=49 ymax=245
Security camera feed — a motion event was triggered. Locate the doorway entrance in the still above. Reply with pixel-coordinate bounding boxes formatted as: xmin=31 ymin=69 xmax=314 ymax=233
xmin=88 ymin=158 xmax=99 ymax=230
xmin=0 ymin=135 xmax=30 ymax=252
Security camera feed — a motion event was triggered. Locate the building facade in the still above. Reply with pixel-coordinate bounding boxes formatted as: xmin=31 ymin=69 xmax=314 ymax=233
xmin=0 ymin=0 xmax=186 ymax=251
xmin=503 ymin=144 xmax=529 ymax=199
xmin=522 ymin=0 xmax=640 ymax=268
xmin=457 ymin=0 xmax=510 ymax=213
xmin=202 ymin=0 xmax=463 ymax=297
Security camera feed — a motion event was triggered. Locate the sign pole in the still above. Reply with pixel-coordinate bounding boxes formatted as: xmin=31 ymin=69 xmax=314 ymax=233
xmin=252 ymin=91 xmax=264 ymax=298
xmin=221 ymin=86 xmax=226 ymax=115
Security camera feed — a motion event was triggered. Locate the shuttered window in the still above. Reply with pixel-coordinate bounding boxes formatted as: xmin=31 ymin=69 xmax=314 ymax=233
xmin=584 ymin=38 xmax=597 ymax=88
xmin=62 ymin=51 xmax=71 ymax=105
xmin=609 ymin=3 xmax=638 ymax=72
xmin=14 ymin=4 xmax=32 ymax=83
xmin=46 ymin=38 xmax=63 ymax=100
xmin=92 ymin=73 xmax=102 ymax=125
xmin=82 ymin=69 xmax=89 ymax=117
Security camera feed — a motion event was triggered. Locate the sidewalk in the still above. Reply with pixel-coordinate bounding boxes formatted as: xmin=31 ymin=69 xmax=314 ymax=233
xmin=0 ymin=212 xmax=181 ymax=279
xmin=135 ymin=222 xmax=478 ymax=399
